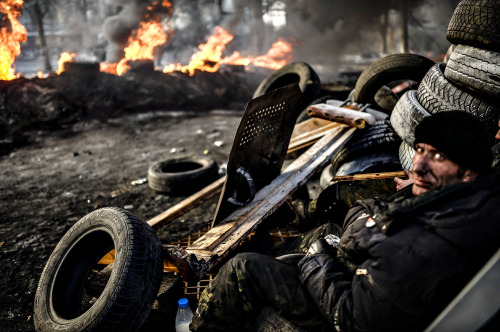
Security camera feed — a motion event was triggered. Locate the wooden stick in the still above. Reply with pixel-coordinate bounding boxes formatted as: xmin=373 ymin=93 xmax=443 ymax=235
xmin=331 ymin=171 xmax=407 ymax=182
xmin=147 ymin=176 xmax=225 ymax=229
xmin=307 ymin=103 xmax=376 ymax=129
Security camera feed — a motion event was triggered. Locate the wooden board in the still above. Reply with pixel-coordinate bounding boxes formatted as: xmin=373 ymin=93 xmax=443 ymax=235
xmin=167 ymin=125 xmax=357 ymax=278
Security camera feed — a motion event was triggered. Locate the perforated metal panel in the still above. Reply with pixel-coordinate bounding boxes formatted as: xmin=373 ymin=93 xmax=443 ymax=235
xmin=213 ymin=84 xmax=302 ymax=225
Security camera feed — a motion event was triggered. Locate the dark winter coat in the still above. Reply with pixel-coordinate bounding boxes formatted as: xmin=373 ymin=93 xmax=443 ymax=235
xmin=298 ymin=169 xmax=500 ymax=332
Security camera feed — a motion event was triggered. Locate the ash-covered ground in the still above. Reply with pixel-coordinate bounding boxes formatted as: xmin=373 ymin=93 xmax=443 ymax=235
xmin=0 ymin=108 xmax=244 ymax=331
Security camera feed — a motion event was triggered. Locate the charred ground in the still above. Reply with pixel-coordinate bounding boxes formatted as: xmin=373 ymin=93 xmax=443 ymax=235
xmin=0 ymin=99 xmax=248 ymax=332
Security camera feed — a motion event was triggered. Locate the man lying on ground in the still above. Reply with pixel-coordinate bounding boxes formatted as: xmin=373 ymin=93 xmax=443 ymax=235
xmin=191 ymin=111 xmax=500 ymax=332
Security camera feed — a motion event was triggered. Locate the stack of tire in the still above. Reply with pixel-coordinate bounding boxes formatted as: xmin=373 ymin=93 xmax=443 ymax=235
xmin=319 ymin=52 xmax=436 ymax=189
xmin=391 ymin=0 xmax=500 ymax=170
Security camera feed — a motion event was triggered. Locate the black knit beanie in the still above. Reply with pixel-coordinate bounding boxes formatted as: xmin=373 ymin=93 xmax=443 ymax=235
xmin=414 ymin=111 xmax=493 ymax=173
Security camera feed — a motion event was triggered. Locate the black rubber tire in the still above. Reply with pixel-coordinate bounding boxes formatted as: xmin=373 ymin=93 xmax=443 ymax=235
xmin=417 ymin=63 xmax=500 ymax=145
xmin=34 ymin=207 xmax=163 ymax=332
xmin=444 ymin=44 xmax=500 ymax=101
xmin=443 ymin=44 xmax=457 ymax=63
xmin=330 ymin=120 xmax=402 ymax=175
xmin=252 ymin=62 xmax=321 ymax=109
xmin=352 ymin=53 xmax=435 ymax=111
xmin=320 ymin=164 xmax=334 ymax=190
xmin=399 ymin=141 xmax=415 ymax=171
xmin=446 ymin=0 xmax=500 ymax=52
xmin=147 ymin=156 xmax=218 ymax=194
xmin=390 ymin=90 xmax=431 ymax=147
xmin=335 ymin=151 xmax=402 ymax=176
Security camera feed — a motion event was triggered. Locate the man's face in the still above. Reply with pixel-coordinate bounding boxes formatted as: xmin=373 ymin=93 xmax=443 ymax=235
xmin=411 ymin=143 xmax=465 ymax=195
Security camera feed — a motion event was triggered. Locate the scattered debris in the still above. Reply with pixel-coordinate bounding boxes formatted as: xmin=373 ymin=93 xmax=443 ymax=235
xmin=131 ymin=178 xmax=148 ymax=186
xmin=214 ymin=140 xmax=225 ymax=147
xmin=124 ymin=204 xmax=134 ymax=210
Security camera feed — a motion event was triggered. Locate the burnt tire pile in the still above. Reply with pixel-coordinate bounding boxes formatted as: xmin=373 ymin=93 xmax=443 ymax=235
xmin=391 ymin=0 xmax=500 ymax=170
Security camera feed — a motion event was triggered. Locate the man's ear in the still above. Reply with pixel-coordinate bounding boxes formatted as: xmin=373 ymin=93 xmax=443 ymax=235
xmin=462 ymin=169 xmax=479 ymax=182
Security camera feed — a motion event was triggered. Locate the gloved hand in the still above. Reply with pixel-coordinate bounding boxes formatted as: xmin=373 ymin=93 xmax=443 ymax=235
xmin=306 ymin=234 xmax=340 ymax=257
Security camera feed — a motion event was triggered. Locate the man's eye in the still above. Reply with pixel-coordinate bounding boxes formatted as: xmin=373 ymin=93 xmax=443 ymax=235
xmin=434 ymin=153 xmax=445 ymax=160
xmin=416 ymin=146 xmax=424 ymax=153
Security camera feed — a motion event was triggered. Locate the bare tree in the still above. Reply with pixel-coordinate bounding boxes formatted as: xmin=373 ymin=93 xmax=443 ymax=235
xmin=24 ymin=0 xmax=59 ymax=72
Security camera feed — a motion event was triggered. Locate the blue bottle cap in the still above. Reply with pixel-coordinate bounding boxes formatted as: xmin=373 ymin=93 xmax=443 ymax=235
xmin=178 ymin=298 xmax=189 ymax=308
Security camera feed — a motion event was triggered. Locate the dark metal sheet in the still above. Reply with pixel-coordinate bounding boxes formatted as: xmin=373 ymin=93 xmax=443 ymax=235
xmin=212 ymin=83 xmax=303 ymax=226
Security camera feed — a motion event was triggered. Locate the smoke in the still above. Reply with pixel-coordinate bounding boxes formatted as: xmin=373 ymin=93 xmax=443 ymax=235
xmin=102 ymin=0 xmax=171 ymax=63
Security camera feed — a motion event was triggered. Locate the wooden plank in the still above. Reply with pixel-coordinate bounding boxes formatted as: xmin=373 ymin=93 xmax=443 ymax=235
xmin=147 ymin=118 xmax=340 ymax=229
xmin=147 ymin=176 xmax=225 ymax=229
xmin=183 ymin=126 xmax=357 ymax=267
xmin=288 ymin=119 xmax=340 ymax=152
xmin=290 ymin=118 xmax=334 ymax=139
xmin=188 ymin=222 xmax=236 ymax=250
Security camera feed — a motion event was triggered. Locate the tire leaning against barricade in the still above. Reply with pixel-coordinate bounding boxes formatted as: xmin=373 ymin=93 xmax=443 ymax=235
xmin=352 ymin=53 xmax=435 ymax=112
xmin=446 ymin=0 xmax=500 ymax=52
xmin=390 ymin=90 xmax=431 ymax=147
xmin=417 ymin=63 xmax=500 ymax=145
xmin=252 ymin=62 xmax=322 ymax=110
xmin=34 ymin=207 xmax=164 ymax=332
xmin=148 ymin=156 xmax=218 ymax=195
xmin=329 ymin=120 xmax=402 ymax=176
xmin=443 ymin=44 xmax=500 ymax=102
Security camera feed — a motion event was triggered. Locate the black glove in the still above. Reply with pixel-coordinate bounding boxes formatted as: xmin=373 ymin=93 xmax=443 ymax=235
xmin=307 ymin=234 xmax=340 ymax=257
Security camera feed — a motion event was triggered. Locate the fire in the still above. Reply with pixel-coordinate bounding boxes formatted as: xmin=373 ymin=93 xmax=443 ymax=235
xmin=56 ymin=52 xmax=76 ymax=74
xmin=223 ymin=38 xmax=293 ymax=70
xmin=163 ymin=27 xmax=293 ymax=76
xmin=116 ymin=19 xmax=167 ymax=75
xmin=0 ymin=0 xmax=27 ymax=81
xmin=164 ymin=26 xmax=234 ymax=76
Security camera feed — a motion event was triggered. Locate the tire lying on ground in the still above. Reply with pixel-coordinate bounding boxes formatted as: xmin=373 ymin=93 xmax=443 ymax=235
xmin=417 ymin=63 xmax=500 ymax=145
xmin=34 ymin=207 xmax=163 ymax=332
xmin=390 ymin=90 xmax=431 ymax=147
xmin=352 ymin=53 xmax=435 ymax=112
xmin=444 ymin=44 xmax=500 ymax=101
xmin=148 ymin=156 xmax=218 ymax=195
xmin=446 ymin=0 xmax=500 ymax=52
xmin=330 ymin=120 xmax=402 ymax=176
xmin=252 ymin=62 xmax=321 ymax=109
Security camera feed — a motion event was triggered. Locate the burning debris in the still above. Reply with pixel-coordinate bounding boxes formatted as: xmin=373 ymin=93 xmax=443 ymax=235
xmin=0 ymin=0 xmax=27 ymax=80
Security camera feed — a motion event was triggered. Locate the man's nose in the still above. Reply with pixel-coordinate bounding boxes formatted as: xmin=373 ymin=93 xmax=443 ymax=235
xmin=412 ymin=154 xmax=427 ymax=173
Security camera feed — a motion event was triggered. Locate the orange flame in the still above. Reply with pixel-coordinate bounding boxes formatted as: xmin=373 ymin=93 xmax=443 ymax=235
xmin=115 ymin=19 xmax=167 ymax=75
xmin=163 ymin=27 xmax=292 ymax=76
xmin=164 ymin=26 xmax=234 ymax=76
xmin=56 ymin=52 xmax=76 ymax=74
xmin=223 ymin=38 xmax=293 ymax=70
xmin=0 ymin=0 xmax=27 ymax=81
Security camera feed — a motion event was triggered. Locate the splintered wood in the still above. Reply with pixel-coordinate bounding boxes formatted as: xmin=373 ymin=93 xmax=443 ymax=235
xmin=168 ymin=126 xmax=357 ymax=276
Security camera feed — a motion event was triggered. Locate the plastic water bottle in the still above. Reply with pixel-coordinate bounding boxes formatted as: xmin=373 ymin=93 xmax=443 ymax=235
xmin=175 ymin=298 xmax=194 ymax=332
